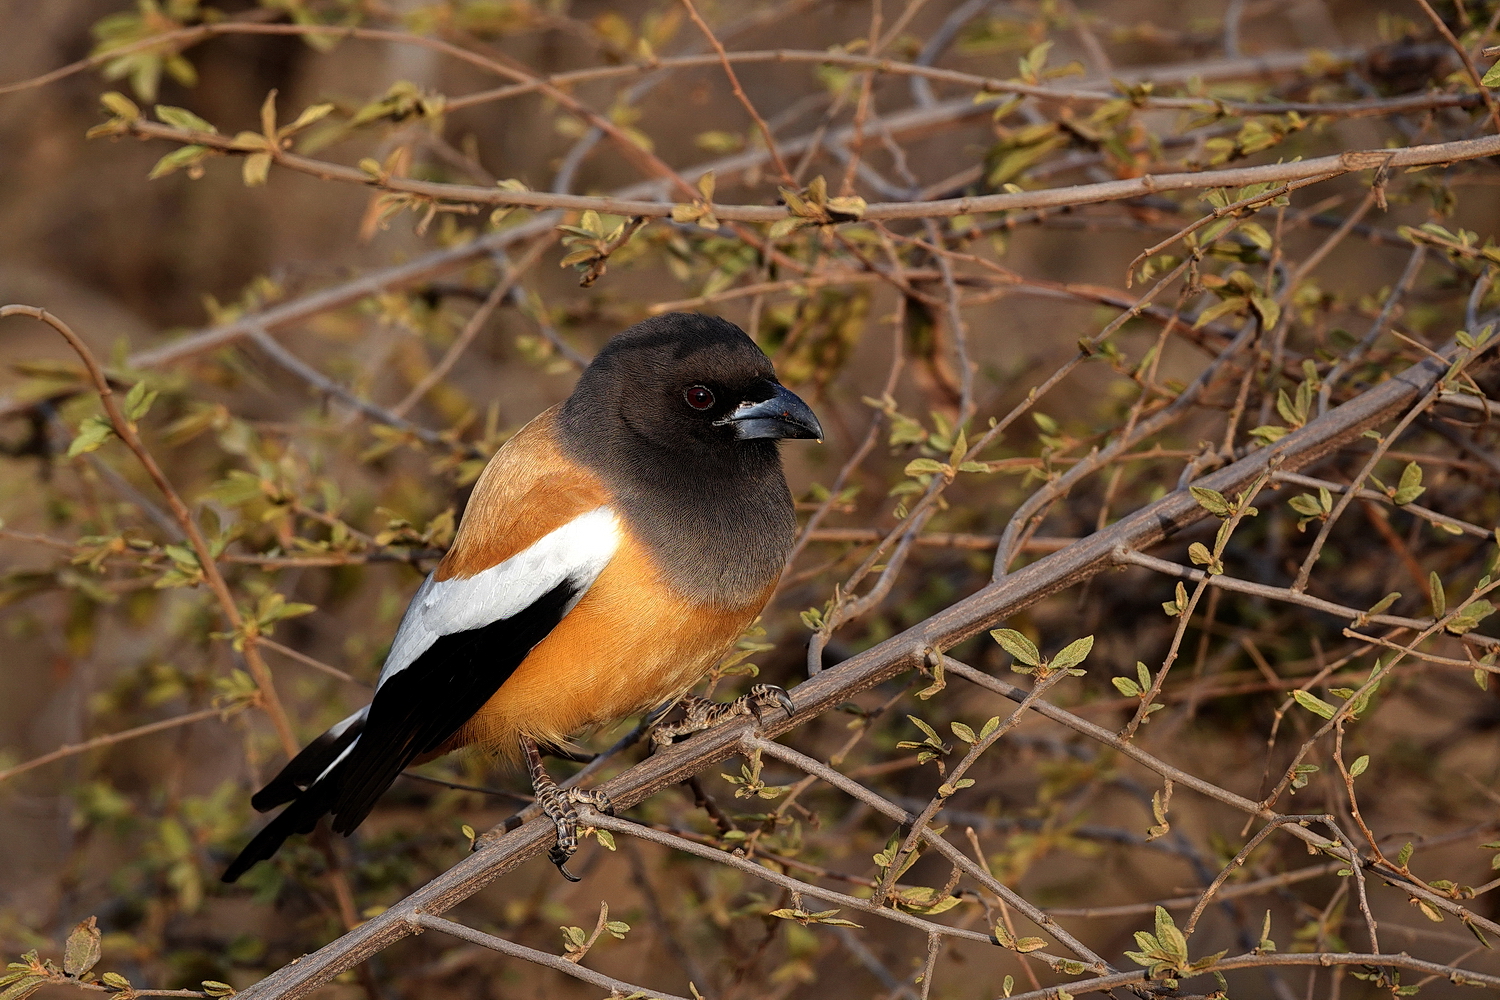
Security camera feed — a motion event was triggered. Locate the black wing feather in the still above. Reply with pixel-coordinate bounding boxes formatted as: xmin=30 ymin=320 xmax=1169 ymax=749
xmin=222 ymin=579 xmax=577 ymax=882
xmin=249 ymin=711 xmax=366 ymax=812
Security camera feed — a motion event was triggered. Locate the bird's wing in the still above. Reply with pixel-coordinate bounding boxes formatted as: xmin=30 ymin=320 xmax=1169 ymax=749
xmin=224 ymin=410 xmax=617 ymax=881
xmin=325 ymin=504 xmax=621 ymax=829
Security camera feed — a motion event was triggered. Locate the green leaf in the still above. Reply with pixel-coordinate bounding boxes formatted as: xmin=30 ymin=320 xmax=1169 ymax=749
xmin=68 ymin=415 xmax=114 ymax=458
xmin=201 ymin=982 xmax=235 ymax=997
xmin=1397 ymin=841 xmax=1414 ymax=868
xmin=1155 ymin=906 xmax=1188 ymax=962
xmin=1393 ymin=461 xmax=1425 ymax=505
xmin=1112 ymin=676 xmax=1142 ymax=697
xmin=63 ymin=916 xmax=101 ymax=977
xmin=904 ymin=458 xmax=948 ymax=476
xmin=1430 ymin=572 xmax=1446 ymax=617
xmin=1049 ymin=634 xmax=1094 ymax=672
xmin=767 ymin=216 xmax=805 ymax=240
xmin=1288 ymin=493 xmax=1324 ymax=517
xmin=1250 ymin=293 xmax=1281 ymax=331
xmin=1447 ymin=599 xmax=1495 ymax=635
xmin=1482 ymin=60 xmax=1500 ymax=88
xmin=1189 ymin=486 xmax=1232 ymax=517
xmin=100 ymin=91 xmax=141 ymax=120
xmin=950 ymin=721 xmax=976 ymax=743
xmin=123 ymin=380 xmax=157 ymax=422
xmin=148 ymin=144 xmax=211 ymax=179
xmin=1292 ymin=689 xmax=1336 ymax=719
xmin=1367 ymin=592 xmax=1401 ymax=616
xmin=990 ymin=628 xmax=1040 ymax=666
xmin=1349 ymin=754 xmax=1369 ymax=778
xmin=243 ymin=151 xmax=272 ymax=187
xmin=154 ymin=104 xmax=217 ymax=133
xmin=0 ymin=976 xmax=49 ymax=1000
xmin=281 ymin=102 xmax=334 ymax=136
xmin=1187 ymin=542 xmax=1212 ymax=566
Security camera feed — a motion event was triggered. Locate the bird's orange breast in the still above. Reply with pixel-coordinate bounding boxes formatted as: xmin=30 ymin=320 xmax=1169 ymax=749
xmin=451 ymin=527 xmax=770 ymax=757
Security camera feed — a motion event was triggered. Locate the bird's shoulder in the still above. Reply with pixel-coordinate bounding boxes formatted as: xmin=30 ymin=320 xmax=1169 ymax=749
xmin=436 ymin=405 xmax=612 ymax=582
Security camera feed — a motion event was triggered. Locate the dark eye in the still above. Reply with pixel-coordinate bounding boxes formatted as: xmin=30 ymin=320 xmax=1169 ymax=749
xmin=685 ymin=385 xmax=715 ymax=410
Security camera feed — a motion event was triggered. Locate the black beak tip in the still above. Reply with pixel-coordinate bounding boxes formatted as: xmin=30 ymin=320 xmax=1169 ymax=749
xmin=727 ymin=384 xmax=823 ymax=441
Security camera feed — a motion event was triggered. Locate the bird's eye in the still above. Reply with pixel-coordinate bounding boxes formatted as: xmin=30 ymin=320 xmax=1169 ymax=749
xmin=684 ymin=385 xmax=715 ymax=410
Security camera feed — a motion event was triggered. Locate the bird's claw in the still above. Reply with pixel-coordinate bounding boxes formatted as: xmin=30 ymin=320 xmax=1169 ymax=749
xmin=523 ymin=735 xmax=612 ymax=881
xmin=540 ymin=787 xmax=613 ymax=881
xmin=649 ymin=684 xmax=796 ymax=750
xmin=747 ymin=683 xmax=796 ymax=722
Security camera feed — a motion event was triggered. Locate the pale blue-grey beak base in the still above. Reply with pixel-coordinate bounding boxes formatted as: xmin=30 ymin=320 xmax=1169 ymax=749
xmin=722 ymin=384 xmax=823 ymax=441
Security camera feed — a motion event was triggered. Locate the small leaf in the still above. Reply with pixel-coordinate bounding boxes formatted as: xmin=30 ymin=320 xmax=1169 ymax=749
xmin=68 ymin=416 xmax=114 ymax=458
xmin=1292 ymin=690 xmax=1337 ymax=720
xmin=1187 ymin=542 xmax=1212 ymax=566
xmin=155 ymin=104 xmax=217 ymax=133
xmin=1189 ymin=486 xmax=1232 ymax=517
xmin=243 ymin=151 xmax=272 ymax=187
xmin=1288 ymin=493 xmax=1324 ymax=517
xmin=1397 ymin=841 xmax=1414 ymax=868
xmin=1049 ymin=635 xmax=1094 ymax=672
xmin=281 ymin=102 xmax=334 ymax=136
xmin=767 ymin=216 xmax=805 ymax=240
xmin=148 ymin=144 xmax=212 ymax=180
xmin=1393 ymin=461 xmax=1425 ymax=505
xmin=1349 ymin=755 xmax=1369 ymax=778
xmin=1482 ymin=60 xmax=1500 ymax=87
xmin=100 ymin=91 xmax=141 ymax=120
xmin=990 ymin=628 xmax=1040 ymax=666
xmin=1446 ymin=599 xmax=1495 ymax=635
xmin=63 ymin=916 xmax=101 ymax=977
xmin=1430 ymin=572 xmax=1446 ymax=617
xmin=1112 ymin=676 xmax=1142 ymax=697
xmin=950 ymin=722 xmax=976 ymax=744
xmin=1251 ymin=293 xmax=1281 ymax=331
xmin=123 ymin=380 xmax=157 ymax=421
xmin=1155 ymin=906 xmax=1188 ymax=962
xmin=904 ymin=458 xmax=948 ymax=476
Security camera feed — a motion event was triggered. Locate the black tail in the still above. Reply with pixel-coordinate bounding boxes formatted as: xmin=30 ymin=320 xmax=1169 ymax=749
xmin=221 ymin=777 xmax=338 ymax=882
xmin=223 ymin=709 xmax=366 ymax=883
xmin=222 ymin=580 xmax=579 ymax=883
xmin=249 ymin=709 xmax=366 ymax=812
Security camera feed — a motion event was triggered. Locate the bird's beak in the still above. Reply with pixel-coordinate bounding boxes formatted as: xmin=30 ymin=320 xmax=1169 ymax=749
xmin=721 ymin=384 xmax=823 ymax=441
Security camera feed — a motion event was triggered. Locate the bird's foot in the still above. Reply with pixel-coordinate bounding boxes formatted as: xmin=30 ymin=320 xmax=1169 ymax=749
xmin=522 ymin=736 xmax=613 ymax=881
xmin=650 ymin=684 xmax=796 ymax=751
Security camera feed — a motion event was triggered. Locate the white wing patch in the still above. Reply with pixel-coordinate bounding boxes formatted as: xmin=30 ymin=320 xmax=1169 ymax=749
xmin=373 ymin=506 xmax=622 ymax=691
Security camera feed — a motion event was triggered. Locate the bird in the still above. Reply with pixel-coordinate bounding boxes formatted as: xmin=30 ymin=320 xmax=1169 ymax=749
xmin=222 ymin=312 xmax=822 ymax=883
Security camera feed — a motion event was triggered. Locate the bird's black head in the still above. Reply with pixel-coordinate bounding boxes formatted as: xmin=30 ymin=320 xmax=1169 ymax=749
xmin=559 ymin=312 xmax=821 ymax=472
xmin=559 ymin=313 xmax=819 ymax=607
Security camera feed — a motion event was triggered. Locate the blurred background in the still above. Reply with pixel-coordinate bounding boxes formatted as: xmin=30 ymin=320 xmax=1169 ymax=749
xmin=3 ymin=1 xmax=1499 ymax=998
